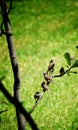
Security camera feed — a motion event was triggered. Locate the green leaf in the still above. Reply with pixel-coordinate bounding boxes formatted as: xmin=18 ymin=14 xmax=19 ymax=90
xmin=73 ymin=71 xmax=78 ymax=74
xmin=64 ymin=52 xmax=71 ymax=66
xmin=72 ymin=60 xmax=78 ymax=68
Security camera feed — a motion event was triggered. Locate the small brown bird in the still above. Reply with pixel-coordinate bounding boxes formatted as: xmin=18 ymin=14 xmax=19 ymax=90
xmin=47 ymin=59 xmax=55 ymax=73
xmin=43 ymin=72 xmax=52 ymax=84
xmin=60 ymin=67 xmax=65 ymax=75
xmin=41 ymin=81 xmax=49 ymax=92
xmin=34 ymin=92 xmax=41 ymax=102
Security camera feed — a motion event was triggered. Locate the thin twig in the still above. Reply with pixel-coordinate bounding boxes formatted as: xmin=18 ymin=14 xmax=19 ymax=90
xmin=8 ymin=0 xmax=15 ymax=14
xmin=52 ymin=66 xmax=72 ymax=78
xmin=29 ymin=64 xmax=74 ymax=114
xmin=29 ymin=91 xmax=44 ymax=114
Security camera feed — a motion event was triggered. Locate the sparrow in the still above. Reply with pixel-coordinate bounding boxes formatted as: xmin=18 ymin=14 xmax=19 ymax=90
xmin=41 ymin=81 xmax=49 ymax=92
xmin=43 ymin=72 xmax=52 ymax=84
xmin=34 ymin=92 xmax=41 ymax=102
xmin=47 ymin=59 xmax=55 ymax=73
xmin=60 ymin=67 xmax=65 ymax=75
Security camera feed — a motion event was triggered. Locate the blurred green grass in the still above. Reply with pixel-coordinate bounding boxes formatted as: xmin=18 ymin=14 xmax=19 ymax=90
xmin=0 ymin=0 xmax=78 ymax=130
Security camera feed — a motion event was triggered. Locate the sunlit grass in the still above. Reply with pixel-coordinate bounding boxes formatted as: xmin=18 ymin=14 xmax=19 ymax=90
xmin=0 ymin=0 xmax=78 ymax=130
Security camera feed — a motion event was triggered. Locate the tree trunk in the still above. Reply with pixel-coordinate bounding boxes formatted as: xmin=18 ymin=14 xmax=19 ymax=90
xmin=0 ymin=1 xmax=25 ymax=129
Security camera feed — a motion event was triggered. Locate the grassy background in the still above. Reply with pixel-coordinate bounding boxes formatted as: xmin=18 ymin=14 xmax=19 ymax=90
xmin=0 ymin=0 xmax=78 ymax=129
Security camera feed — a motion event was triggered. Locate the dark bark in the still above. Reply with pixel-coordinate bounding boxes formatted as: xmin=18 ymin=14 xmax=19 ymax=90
xmin=0 ymin=82 xmax=39 ymax=130
xmin=0 ymin=0 xmax=25 ymax=129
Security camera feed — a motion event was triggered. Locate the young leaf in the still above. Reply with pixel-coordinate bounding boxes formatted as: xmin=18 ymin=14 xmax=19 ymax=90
xmin=64 ymin=52 xmax=71 ymax=66
xmin=69 ymin=71 xmax=78 ymax=74
xmin=72 ymin=71 xmax=78 ymax=74
xmin=72 ymin=60 xmax=78 ymax=68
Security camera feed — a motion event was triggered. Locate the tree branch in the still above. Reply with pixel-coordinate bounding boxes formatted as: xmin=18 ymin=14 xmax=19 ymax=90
xmin=8 ymin=0 xmax=15 ymax=14
xmin=29 ymin=62 xmax=74 ymax=114
xmin=0 ymin=0 xmax=25 ymax=129
xmin=29 ymin=91 xmax=44 ymax=114
xmin=52 ymin=66 xmax=72 ymax=78
xmin=0 ymin=81 xmax=39 ymax=130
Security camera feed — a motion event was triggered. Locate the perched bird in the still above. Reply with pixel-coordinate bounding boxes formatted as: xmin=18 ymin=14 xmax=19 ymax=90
xmin=41 ymin=81 xmax=49 ymax=92
xmin=43 ymin=72 xmax=52 ymax=84
xmin=60 ymin=67 xmax=65 ymax=75
xmin=47 ymin=59 xmax=55 ymax=73
xmin=34 ymin=92 xmax=41 ymax=102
